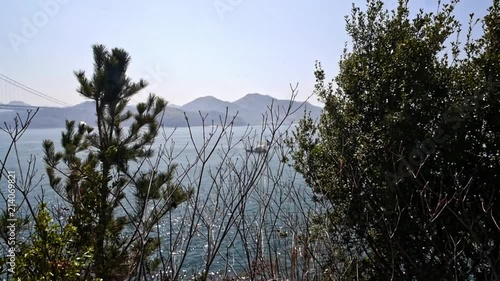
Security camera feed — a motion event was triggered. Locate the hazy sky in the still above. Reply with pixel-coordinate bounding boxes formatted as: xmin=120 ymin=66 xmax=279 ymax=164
xmin=0 ymin=0 xmax=492 ymax=107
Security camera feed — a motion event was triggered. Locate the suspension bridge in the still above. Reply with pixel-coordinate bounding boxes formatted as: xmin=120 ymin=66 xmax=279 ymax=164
xmin=0 ymin=74 xmax=71 ymax=110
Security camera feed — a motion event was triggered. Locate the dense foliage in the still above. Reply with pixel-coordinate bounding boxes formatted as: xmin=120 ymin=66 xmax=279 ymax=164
xmin=291 ymin=0 xmax=500 ymax=280
xmin=15 ymin=204 xmax=94 ymax=280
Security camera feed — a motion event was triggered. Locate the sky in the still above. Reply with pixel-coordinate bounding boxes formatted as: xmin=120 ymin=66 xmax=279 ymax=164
xmin=0 ymin=0 xmax=493 ymax=107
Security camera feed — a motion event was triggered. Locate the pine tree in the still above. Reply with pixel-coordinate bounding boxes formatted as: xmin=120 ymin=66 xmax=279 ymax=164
xmin=43 ymin=44 xmax=191 ymax=279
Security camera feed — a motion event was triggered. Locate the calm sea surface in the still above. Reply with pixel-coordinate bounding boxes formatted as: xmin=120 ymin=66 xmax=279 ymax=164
xmin=0 ymin=124 xmax=313 ymax=277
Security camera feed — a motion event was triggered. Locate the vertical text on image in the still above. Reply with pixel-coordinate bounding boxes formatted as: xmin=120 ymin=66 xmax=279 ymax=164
xmin=6 ymin=171 xmax=16 ymax=274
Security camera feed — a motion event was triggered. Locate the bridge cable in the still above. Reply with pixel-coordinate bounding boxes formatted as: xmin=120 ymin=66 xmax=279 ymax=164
xmin=0 ymin=74 xmax=71 ymax=106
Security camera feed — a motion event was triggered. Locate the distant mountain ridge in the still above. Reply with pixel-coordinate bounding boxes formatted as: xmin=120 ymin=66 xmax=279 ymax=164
xmin=0 ymin=100 xmax=32 ymax=106
xmin=181 ymin=93 xmax=322 ymax=125
xmin=182 ymin=96 xmax=239 ymax=114
xmin=0 ymin=93 xmax=322 ymax=128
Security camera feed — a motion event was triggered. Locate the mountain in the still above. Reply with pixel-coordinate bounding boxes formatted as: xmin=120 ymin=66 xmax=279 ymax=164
xmin=182 ymin=96 xmax=237 ymax=113
xmin=181 ymin=96 xmax=244 ymax=121
xmin=161 ymin=107 xmax=247 ymax=127
xmin=233 ymin=93 xmax=275 ymax=107
xmin=7 ymin=101 xmax=32 ymax=106
xmin=0 ymin=101 xmax=247 ymax=129
xmin=71 ymin=101 xmax=95 ymax=109
xmin=180 ymin=93 xmax=322 ymax=126
xmin=0 ymin=93 xmax=322 ymax=129
xmin=232 ymin=93 xmax=322 ymax=124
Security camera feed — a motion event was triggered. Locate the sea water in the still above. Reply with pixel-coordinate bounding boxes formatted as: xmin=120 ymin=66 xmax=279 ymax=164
xmin=0 ymin=124 xmax=315 ymax=278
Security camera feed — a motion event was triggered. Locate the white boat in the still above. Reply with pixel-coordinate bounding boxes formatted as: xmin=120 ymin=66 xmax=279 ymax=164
xmin=245 ymin=139 xmax=271 ymax=153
